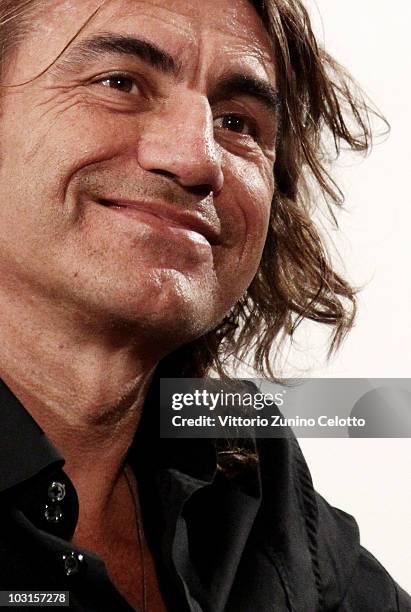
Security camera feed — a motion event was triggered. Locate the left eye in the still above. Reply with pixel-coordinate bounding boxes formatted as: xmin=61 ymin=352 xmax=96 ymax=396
xmin=95 ymin=75 xmax=139 ymax=95
xmin=214 ymin=114 xmax=256 ymax=138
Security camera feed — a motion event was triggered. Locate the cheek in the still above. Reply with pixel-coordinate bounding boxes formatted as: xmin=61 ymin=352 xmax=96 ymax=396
xmin=11 ymin=88 xmax=136 ymax=169
xmin=222 ymin=155 xmax=273 ymax=271
xmin=209 ymin=154 xmax=273 ymax=314
xmin=33 ymin=113 xmax=131 ymax=182
xmin=3 ymin=101 xmax=146 ymax=234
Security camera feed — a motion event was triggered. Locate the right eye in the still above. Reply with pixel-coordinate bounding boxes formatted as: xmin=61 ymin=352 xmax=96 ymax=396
xmin=93 ymin=74 xmax=140 ymax=96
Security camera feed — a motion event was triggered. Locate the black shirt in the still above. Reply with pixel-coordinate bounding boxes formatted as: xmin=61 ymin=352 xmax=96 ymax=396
xmin=0 ymin=378 xmax=410 ymax=611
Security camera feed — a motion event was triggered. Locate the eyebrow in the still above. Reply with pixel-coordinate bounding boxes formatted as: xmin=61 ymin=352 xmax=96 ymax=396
xmin=55 ymin=33 xmax=181 ymax=76
xmin=210 ymin=74 xmax=280 ymax=117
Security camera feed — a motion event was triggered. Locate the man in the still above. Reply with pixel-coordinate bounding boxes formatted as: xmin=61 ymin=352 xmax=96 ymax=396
xmin=0 ymin=0 xmax=408 ymax=610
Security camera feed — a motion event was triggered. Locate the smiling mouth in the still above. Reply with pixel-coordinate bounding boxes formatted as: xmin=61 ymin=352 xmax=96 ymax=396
xmin=96 ymin=198 xmax=221 ymax=246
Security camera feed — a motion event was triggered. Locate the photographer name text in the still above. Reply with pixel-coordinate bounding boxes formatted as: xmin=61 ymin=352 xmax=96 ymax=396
xmin=170 ymin=415 xmax=366 ymax=428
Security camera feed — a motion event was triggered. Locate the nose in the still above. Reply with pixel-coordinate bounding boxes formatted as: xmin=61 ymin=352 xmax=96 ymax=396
xmin=137 ymin=93 xmax=224 ymax=195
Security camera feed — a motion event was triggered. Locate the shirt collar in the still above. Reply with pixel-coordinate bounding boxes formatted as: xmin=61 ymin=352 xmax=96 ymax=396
xmin=0 ymin=378 xmax=80 ymax=540
xmin=0 ymin=378 xmax=64 ymax=493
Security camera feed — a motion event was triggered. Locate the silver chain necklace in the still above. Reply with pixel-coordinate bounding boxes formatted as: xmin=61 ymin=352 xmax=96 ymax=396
xmin=124 ymin=464 xmax=148 ymax=612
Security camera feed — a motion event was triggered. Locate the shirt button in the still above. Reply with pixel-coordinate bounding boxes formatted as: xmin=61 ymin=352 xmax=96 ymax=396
xmin=48 ymin=481 xmax=66 ymax=502
xmin=62 ymin=552 xmax=84 ymax=577
xmin=43 ymin=503 xmax=63 ymax=523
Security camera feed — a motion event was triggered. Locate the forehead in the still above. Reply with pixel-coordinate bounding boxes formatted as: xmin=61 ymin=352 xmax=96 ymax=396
xmin=23 ymin=0 xmax=276 ymax=84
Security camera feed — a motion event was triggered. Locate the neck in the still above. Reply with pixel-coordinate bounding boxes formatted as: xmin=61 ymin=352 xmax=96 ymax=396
xmin=0 ymin=287 xmax=162 ymax=522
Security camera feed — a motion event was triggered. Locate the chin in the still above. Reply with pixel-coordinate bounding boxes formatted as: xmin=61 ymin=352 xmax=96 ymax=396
xmin=64 ymin=258 xmax=227 ymax=344
xmin=84 ymin=284 xmax=220 ymax=344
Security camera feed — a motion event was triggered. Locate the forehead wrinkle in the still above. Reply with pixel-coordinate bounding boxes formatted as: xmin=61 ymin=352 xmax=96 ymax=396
xmin=221 ymin=41 xmax=275 ymax=72
xmin=214 ymin=46 xmax=276 ymax=83
xmin=95 ymin=1 xmax=197 ymax=40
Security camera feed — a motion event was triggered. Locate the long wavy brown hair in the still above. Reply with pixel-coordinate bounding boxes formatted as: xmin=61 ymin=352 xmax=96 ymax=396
xmin=0 ymin=0 xmax=385 ymax=381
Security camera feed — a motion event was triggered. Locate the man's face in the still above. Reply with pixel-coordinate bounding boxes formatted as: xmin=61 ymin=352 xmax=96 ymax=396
xmin=0 ymin=0 xmax=277 ymax=348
